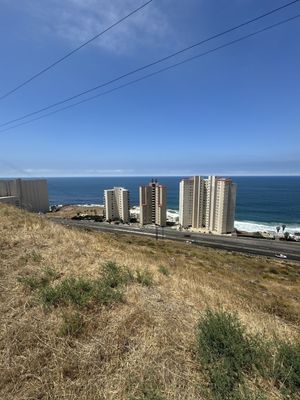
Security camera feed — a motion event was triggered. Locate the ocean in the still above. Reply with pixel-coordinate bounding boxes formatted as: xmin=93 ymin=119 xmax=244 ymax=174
xmin=47 ymin=176 xmax=300 ymax=233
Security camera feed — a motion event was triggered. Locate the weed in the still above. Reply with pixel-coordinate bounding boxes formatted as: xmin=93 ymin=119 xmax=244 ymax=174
xmin=158 ymin=265 xmax=170 ymax=276
xmin=18 ymin=267 xmax=60 ymax=291
xmin=196 ymin=309 xmax=267 ymax=399
xmin=136 ymin=269 xmax=153 ymax=287
xmin=40 ymin=277 xmax=94 ymax=307
xmin=273 ymin=340 xmax=300 ymax=394
xmin=40 ymin=285 xmax=63 ymax=307
xmin=39 ymin=263 xmax=127 ymax=308
xmin=44 ymin=266 xmax=60 ymax=280
xmin=60 ymin=311 xmax=84 ymax=337
xmin=18 ymin=275 xmax=49 ymax=290
xmin=93 ymin=281 xmax=123 ymax=305
xmin=102 ymin=260 xmax=134 ymax=287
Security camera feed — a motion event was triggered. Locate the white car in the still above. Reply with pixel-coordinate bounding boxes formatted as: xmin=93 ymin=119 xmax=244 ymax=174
xmin=275 ymin=253 xmax=287 ymax=259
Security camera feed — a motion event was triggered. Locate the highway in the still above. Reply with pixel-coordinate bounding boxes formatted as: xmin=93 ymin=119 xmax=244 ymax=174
xmin=50 ymin=218 xmax=300 ymax=262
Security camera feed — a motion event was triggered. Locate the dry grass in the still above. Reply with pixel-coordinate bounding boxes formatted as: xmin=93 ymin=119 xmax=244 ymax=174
xmin=49 ymin=205 xmax=104 ymax=219
xmin=0 ymin=204 xmax=299 ymax=400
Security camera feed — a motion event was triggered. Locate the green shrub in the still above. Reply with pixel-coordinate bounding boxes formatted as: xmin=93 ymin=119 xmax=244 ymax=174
xmin=57 ymin=277 xmax=94 ymax=306
xmin=273 ymin=340 xmax=300 ymax=394
xmin=21 ymin=261 xmax=133 ymax=309
xmin=93 ymin=281 xmax=123 ymax=305
xmin=102 ymin=260 xmax=134 ymax=288
xmin=60 ymin=311 xmax=84 ymax=336
xmin=135 ymin=269 xmax=153 ymax=287
xmin=40 ymin=265 xmax=126 ymax=308
xmin=40 ymin=277 xmax=93 ymax=307
xmin=40 ymin=285 xmax=64 ymax=307
xmin=196 ymin=309 xmax=266 ymax=399
xmin=158 ymin=265 xmax=170 ymax=276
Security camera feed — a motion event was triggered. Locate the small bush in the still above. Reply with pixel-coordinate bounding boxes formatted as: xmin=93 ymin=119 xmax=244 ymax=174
xmin=60 ymin=311 xmax=84 ymax=336
xmin=158 ymin=265 xmax=170 ymax=276
xmin=20 ymin=261 xmax=133 ymax=309
xmin=40 ymin=277 xmax=93 ymax=307
xmin=102 ymin=261 xmax=134 ymax=288
xmin=196 ymin=309 xmax=266 ymax=399
xmin=136 ymin=269 xmax=153 ymax=287
xmin=40 ymin=285 xmax=64 ymax=307
xmin=273 ymin=340 xmax=300 ymax=394
xmin=58 ymin=277 xmax=94 ymax=306
xmin=93 ymin=281 xmax=123 ymax=305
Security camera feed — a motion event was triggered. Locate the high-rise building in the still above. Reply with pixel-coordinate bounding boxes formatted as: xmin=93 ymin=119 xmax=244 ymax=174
xmin=0 ymin=178 xmax=49 ymax=212
xmin=139 ymin=180 xmax=166 ymax=226
xmin=179 ymin=176 xmax=236 ymax=234
xmin=104 ymin=187 xmax=130 ymax=223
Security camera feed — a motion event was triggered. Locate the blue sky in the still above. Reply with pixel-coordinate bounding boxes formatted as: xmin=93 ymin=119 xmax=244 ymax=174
xmin=0 ymin=0 xmax=299 ymax=177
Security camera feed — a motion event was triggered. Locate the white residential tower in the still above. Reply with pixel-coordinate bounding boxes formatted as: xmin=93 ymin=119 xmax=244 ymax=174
xmin=104 ymin=187 xmax=130 ymax=223
xmin=179 ymin=176 xmax=236 ymax=234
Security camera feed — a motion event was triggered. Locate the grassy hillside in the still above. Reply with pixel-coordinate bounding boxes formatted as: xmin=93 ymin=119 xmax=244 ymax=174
xmin=0 ymin=205 xmax=299 ymax=400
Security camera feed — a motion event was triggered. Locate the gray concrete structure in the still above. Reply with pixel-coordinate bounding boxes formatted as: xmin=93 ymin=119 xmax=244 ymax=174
xmin=0 ymin=179 xmax=49 ymax=212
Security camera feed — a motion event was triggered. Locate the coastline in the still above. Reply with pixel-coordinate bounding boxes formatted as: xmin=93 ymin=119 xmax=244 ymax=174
xmin=52 ymin=203 xmax=300 ymax=233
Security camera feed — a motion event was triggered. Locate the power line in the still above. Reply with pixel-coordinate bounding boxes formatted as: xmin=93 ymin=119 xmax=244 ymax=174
xmin=0 ymin=0 xmax=153 ymax=101
xmin=1 ymin=0 xmax=299 ymax=129
xmin=1 ymin=13 xmax=299 ymax=134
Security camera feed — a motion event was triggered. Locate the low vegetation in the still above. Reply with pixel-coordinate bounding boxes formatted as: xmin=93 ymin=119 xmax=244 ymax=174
xmin=0 ymin=204 xmax=299 ymax=400
xmin=196 ymin=309 xmax=300 ymax=399
xmin=18 ymin=261 xmax=153 ymax=310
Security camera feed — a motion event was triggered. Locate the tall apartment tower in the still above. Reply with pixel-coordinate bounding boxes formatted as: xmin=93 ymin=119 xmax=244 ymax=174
xmin=139 ymin=180 xmax=167 ymax=226
xmin=104 ymin=187 xmax=130 ymax=223
xmin=179 ymin=176 xmax=236 ymax=234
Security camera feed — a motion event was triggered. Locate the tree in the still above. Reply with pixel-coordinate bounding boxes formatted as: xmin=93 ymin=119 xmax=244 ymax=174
xmin=282 ymin=224 xmax=286 ymax=232
xmin=284 ymin=231 xmax=290 ymax=240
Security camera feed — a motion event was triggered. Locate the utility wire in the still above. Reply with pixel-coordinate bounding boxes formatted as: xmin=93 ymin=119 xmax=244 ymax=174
xmin=1 ymin=0 xmax=299 ymax=128
xmin=1 ymin=13 xmax=299 ymax=134
xmin=0 ymin=0 xmax=153 ymax=101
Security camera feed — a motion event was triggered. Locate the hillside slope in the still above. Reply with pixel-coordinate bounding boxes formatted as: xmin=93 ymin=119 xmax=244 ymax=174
xmin=0 ymin=205 xmax=299 ymax=400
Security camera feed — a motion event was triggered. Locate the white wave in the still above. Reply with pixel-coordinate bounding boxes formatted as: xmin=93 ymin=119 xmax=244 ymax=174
xmin=235 ymin=220 xmax=300 ymax=234
xmin=167 ymin=209 xmax=179 ymax=215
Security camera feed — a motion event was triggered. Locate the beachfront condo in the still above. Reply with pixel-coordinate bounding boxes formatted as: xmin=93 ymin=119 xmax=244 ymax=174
xmin=179 ymin=176 xmax=236 ymax=234
xmin=139 ymin=180 xmax=167 ymax=227
xmin=104 ymin=187 xmax=130 ymax=223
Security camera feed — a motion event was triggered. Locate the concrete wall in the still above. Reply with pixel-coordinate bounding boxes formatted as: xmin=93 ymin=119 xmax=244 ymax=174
xmin=0 ymin=179 xmax=49 ymax=213
xmin=0 ymin=196 xmax=20 ymax=207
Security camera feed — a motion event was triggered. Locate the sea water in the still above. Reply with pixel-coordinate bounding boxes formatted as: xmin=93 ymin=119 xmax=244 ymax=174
xmin=47 ymin=176 xmax=300 ymax=233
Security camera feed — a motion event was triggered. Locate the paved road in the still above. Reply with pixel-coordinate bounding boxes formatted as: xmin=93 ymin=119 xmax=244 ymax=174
xmin=51 ymin=218 xmax=300 ymax=262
